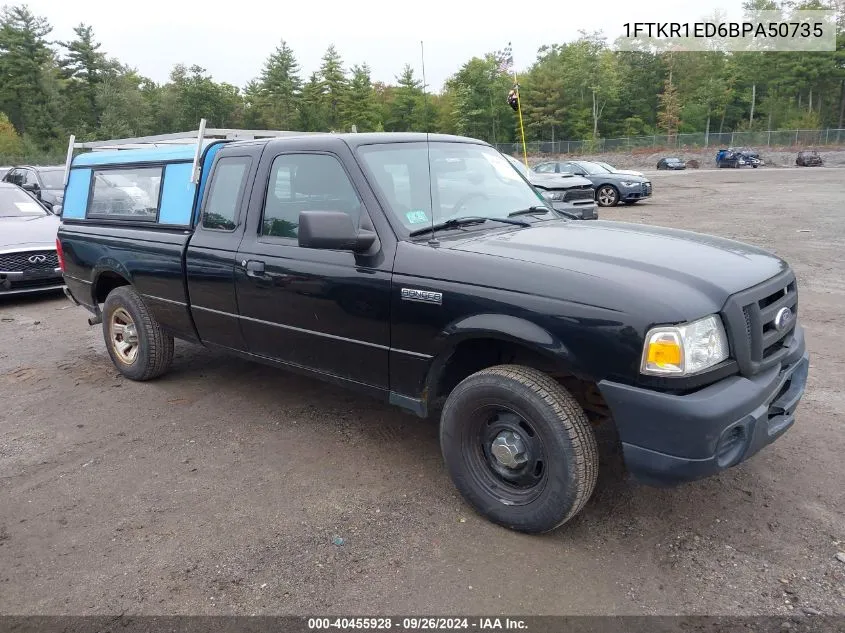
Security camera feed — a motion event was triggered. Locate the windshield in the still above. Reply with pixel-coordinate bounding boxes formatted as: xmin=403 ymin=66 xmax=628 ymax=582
xmin=571 ymin=161 xmax=606 ymax=175
xmin=0 ymin=187 xmax=47 ymax=217
xmin=357 ymin=142 xmax=549 ymax=233
xmin=594 ymin=162 xmax=616 ymax=172
xmin=39 ymin=169 xmax=65 ymax=189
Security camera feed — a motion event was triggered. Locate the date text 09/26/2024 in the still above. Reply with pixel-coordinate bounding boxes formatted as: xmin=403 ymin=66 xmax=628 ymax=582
xmin=307 ymin=618 xmax=527 ymax=631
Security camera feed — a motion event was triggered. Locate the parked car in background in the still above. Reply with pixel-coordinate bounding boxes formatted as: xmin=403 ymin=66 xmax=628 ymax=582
xmin=656 ymin=157 xmax=686 ymax=170
xmin=2 ymin=165 xmax=66 ymax=211
xmin=716 ymin=149 xmax=744 ymax=168
xmin=731 ymin=147 xmax=763 ymax=167
xmin=592 ymin=161 xmax=646 ymax=178
xmin=0 ymin=182 xmax=62 ymax=296
xmin=796 ymin=150 xmax=823 ymax=167
xmin=534 ymin=160 xmax=652 ymax=207
xmin=504 ymin=155 xmax=597 ymax=219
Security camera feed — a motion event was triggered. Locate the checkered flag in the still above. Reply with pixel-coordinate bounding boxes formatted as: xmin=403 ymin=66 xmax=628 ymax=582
xmin=496 ymin=42 xmax=513 ymax=75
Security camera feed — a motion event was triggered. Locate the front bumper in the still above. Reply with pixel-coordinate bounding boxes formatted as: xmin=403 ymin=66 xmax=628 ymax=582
xmin=598 ymin=325 xmax=808 ymax=486
xmin=620 ymin=183 xmax=652 ymax=201
xmin=0 ymin=268 xmax=64 ymax=296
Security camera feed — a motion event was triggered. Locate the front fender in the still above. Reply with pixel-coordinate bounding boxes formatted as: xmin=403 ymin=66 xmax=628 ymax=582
xmin=423 ymin=313 xmax=585 ymax=398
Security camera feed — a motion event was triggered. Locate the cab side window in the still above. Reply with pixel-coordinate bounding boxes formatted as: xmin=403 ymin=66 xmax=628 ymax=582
xmin=262 ymin=154 xmax=361 ymax=239
xmin=202 ymin=157 xmax=251 ymax=231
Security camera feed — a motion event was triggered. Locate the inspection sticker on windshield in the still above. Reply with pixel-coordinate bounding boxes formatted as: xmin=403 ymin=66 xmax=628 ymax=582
xmin=15 ymin=202 xmax=42 ymax=213
xmin=406 ymin=210 xmax=429 ymax=224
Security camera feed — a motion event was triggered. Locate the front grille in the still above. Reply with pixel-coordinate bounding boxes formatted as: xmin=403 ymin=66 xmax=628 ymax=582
xmin=0 ymin=250 xmax=59 ymax=273
xmin=563 ymin=187 xmax=594 ymax=203
xmin=642 ymin=182 xmax=652 ymax=195
xmin=723 ymin=269 xmax=798 ymax=376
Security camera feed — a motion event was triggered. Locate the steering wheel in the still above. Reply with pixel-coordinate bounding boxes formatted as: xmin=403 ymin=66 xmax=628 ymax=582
xmin=451 ymin=192 xmax=490 ymax=215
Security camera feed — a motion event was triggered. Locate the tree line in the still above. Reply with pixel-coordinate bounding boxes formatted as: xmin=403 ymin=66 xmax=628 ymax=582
xmin=0 ymin=1 xmax=843 ymax=163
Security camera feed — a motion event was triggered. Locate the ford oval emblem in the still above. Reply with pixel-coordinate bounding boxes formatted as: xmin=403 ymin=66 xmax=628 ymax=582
xmin=773 ymin=306 xmax=793 ymax=332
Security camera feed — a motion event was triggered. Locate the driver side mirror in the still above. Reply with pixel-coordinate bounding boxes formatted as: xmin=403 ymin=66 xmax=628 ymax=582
xmin=52 ymin=204 xmax=62 ymax=216
xmin=298 ymin=211 xmax=376 ymax=253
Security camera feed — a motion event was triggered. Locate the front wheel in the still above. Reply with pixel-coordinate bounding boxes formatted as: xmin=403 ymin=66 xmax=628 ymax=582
xmin=440 ymin=365 xmax=599 ymax=533
xmin=103 ymin=286 xmax=174 ymax=381
xmin=596 ymin=185 xmax=619 ymax=207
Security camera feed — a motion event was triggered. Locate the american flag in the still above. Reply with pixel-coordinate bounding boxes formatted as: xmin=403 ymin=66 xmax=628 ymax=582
xmin=496 ymin=43 xmax=514 ymax=74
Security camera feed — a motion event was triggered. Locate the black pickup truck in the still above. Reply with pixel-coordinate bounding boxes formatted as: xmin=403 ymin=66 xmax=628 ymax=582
xmin=57 ymin=131 xmax=809 ymax=533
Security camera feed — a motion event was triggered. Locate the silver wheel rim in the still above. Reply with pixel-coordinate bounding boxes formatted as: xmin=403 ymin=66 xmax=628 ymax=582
xmin=598 ymin=187 xmax=616 ymax=206
xmin=110 ymin=307 xmax=139 ymax=365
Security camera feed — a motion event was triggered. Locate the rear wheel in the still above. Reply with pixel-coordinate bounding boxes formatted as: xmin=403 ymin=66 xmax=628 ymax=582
xmin=103 ymin=286 xmax=174 ymax=381
xmin=440 ymin=365 xmax=599 ymax=533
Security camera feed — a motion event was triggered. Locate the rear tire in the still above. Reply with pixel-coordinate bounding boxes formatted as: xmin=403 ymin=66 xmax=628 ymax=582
xmin=103 ymin=286 xmax=174 ymax=381
xmin=440 ymin=365 xmax=599 ymax=533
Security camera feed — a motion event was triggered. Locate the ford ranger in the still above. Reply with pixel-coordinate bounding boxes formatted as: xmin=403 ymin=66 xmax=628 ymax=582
xmin=57 ymin=128 xmax=808 ymax=534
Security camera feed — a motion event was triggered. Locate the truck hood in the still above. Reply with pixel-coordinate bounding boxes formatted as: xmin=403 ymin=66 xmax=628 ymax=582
xmin=0 ymin=214 xmax=60 ymax=249
xmin=446 ymin=220 xmax=786 ymax=311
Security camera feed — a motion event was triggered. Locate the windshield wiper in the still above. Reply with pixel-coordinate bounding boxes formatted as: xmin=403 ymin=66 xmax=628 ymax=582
xmin=509 ymin=205 xmax=579 ymax=220
xmin=508 ymin=205 xmax=552 ymax=217
xmin=409 ymin=216 xmax=529 ymax=237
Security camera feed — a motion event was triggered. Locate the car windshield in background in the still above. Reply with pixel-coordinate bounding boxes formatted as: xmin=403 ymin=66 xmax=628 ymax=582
xmin=571 ymin=161 xmax=606 ymax=175
xmin=39 ymin=169 xmax=65 ymax=189
xmin=594 ymin=162 xmax=616 ymax=172
xmin=0 ymin=187 xmax=47 ymax=217
xmin=357 ymin=143 xmax=548 ymax=233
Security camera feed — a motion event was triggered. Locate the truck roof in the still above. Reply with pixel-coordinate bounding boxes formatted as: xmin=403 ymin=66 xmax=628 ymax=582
xmin=71 ymin=132 xmax=486 ymax=169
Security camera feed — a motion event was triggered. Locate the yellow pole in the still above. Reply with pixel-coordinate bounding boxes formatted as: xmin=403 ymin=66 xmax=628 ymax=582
xmin=513 ymin=72 xmax=528 ymax=168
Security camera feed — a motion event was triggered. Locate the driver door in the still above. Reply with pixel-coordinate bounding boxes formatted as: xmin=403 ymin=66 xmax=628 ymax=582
xmin=235 ymin=149 xmax=392 ymax=390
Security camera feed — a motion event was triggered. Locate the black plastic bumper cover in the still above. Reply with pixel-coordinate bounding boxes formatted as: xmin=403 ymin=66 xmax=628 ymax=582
xmin=598 ymin=325 xmax=808 ymax=486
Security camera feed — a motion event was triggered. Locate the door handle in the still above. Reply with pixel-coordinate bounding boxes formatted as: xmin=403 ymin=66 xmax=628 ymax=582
xmin=244 ymin=260 xmax=265 ymax=277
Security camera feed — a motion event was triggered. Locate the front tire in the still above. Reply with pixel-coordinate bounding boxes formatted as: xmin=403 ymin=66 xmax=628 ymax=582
xmin=440 ymin=365 xmax=599 ymax=533
xmin=103 ymin=286 xmax=174 ymax=381
xmin=596 ymin=185 xmax=619 ymax=207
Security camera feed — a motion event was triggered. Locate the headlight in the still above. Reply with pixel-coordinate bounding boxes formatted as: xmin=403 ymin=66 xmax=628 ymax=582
xmin=540 ymin=190 xmax=565 ymax=201
xmin=641 ymin=315 xmax=729 ymax=376
xmin=620 ymin=181 xmax=642 ymax=188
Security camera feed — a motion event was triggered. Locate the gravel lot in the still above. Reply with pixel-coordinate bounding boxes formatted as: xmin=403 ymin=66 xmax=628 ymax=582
xmin=1 ymin=167 xmax=844 ymax=616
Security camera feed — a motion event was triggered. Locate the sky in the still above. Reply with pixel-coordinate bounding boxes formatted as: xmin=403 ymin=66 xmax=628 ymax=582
xmin=27 ymin=0 xmax=745 ymax=92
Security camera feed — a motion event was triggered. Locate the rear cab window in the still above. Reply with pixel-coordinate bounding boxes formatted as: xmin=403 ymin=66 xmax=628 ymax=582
xmin=201 ymin=157 xmax=251 ymax=231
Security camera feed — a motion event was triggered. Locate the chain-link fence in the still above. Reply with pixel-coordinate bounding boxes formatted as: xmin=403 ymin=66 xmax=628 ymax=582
xmin=494 ymin=128 xmax=845 ymax=156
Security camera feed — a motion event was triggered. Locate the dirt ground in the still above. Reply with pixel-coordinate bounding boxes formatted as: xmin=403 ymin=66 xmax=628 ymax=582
xmin=1 ymin=167 xmax=844 ymax=617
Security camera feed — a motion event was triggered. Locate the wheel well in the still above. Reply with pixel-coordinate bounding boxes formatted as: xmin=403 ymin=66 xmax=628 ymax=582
xmin=433 ymin=338 xmax=612 ymax=427
xmin=94 ymin=272 xmax=130 ymax=303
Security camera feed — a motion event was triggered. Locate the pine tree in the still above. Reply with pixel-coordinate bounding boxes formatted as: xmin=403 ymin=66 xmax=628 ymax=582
xmin=319 ymin=45 xmax=347 ymax=131
xmin=59 ymin=24 xmax=113 ymax=131
xmin=0 ymin=6 xmax=56 ymax=140
xmin=257 ymin=40 xmax=302 ymax=129
xmin=657 ymin=74 xmax=682 ymax=142
xmin=342 ymin=64 xmax=379 ymax=132
xmin=386 ymin=64 xmax=423 ymax=132
xmin=299 ymin=72 xmax=327 ymax=132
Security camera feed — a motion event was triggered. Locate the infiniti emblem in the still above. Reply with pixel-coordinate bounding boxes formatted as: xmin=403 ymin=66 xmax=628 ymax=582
xmin=773 ymin=306 xmax=793 ymax=332
xmin=28 ymin=254 xmax=46 ymax=264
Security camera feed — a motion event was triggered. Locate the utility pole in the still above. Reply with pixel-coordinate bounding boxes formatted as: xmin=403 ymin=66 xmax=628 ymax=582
xmin=749 ymin=84 xmax=756 ymax=127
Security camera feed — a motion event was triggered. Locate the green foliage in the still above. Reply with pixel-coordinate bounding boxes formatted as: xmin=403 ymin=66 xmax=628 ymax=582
xmin=0 ymin=1 xmax=843 ymax=158
xmin=0 ymin=111 xmax=23 ymax=157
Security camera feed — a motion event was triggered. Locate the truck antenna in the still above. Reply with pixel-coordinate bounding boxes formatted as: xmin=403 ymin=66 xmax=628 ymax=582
xmin=421 ymin=40 xmax=437 ymax=246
